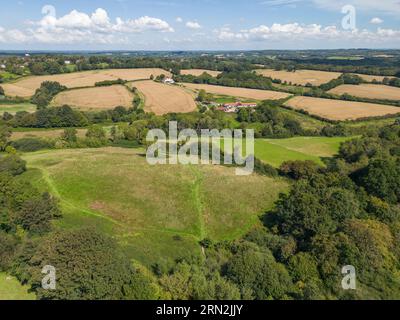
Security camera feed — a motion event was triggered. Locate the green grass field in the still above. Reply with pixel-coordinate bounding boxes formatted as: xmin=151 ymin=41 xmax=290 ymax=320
xmin=250 ymin=136 xmax=349 ymax=167
xmin=0 ymin=103 xmax=36 ymax=115
xmin=0 ymin=273 xmax=36 ymax=300
xmin=22 ymin=147 xmax=288 ymax=268
xmin=223 ymin=136 xmax=350 ymax=167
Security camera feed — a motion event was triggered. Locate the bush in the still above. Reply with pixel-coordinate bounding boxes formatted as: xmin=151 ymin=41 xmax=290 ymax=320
xmin=0 ymin=154 xmax=26 ymax=176
xmin=11 ymin=137 xmax=54 ymax=152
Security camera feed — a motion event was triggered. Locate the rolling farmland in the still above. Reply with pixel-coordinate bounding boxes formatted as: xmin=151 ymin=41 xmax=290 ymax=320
xmin=255 ymin=69 xmax=342 ymax=86
xmin=132 ymin=81 xmax=197 ymax=115
xmin=52 ymin=85 xmax=134 ymax=110
xmin=183 ymin=83 xmax=291 ymax=100
xmin=285 ymin=96 xmax=400 ymax=120
xmin=2 ymin=68 xmax=171 ymax=97
xmin=329 ymin=84 xmax=400 ymax=101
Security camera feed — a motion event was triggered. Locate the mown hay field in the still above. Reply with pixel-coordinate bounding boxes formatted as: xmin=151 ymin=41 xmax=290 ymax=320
xmin=2 ymin=68 xmax=171 ymax=98
xmin=255 ymin=69 xmax=342 ymax=86
xmin=285 ymin=96 xmax=400 ymax=121
xmin=131 ymin=80 xmax=197 ymax=115
xmin=22 ymin=147 xmax=288 ymax=268
xmin=328 ymin=84 xmax=400 ymax=101
xmin=52 ymin=85 xmax=133 ymax=110
xmin=183 ymin=83 xmax=291 ymax=100
xmin=180 ymin=69 xmax=222 ymax=77
xmin=352 ymin=73 xmax=387 ymax=82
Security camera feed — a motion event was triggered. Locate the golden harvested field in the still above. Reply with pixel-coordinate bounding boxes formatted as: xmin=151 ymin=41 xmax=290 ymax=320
xmin=180 ymin=69 xmax=222 ymax=77
xmin=352 ymin=73 xmax=387 ymax=82
xmin=255 ymin=69 xmax=342 ymax=86
xmin=183 ymin=83 xmax=291 ymax=100
xmin=52 ymin=85 xmax=133 ymax=110
xmin=285 ymin=96 xmax=400 ymax=121
xmin=329 ymin=84 xmax=400 ymax=101
xmin=2 ymin=68 xmax=170 ymax=98
xmin=132 ymin=80 xmax=197 ymax=115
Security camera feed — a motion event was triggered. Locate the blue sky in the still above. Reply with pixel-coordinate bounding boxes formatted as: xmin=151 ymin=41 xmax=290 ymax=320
xmin=0 ymin=0 xmax=400 ymax=50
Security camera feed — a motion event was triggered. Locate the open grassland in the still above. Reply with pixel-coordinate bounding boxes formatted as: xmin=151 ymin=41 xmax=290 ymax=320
xmin=52 ymin=85 xmax=133 ymax=110
xmin=255 ymin=137 xmax=350 ymax=167
xmin=0 ymin=103 xmax=36 ymax=115
xmin=0 ymin=273 xmax=36 ymax=300
xmin=22 ymin=148 xmax=287 ymax=268
xmin=328 ymin=84 xmax=400 ymax=101
xmin=222 ymin=137 xmax=347 ymax=167
xmin=285 ymin=96 xmax=400 ymax=121
xmin=131 ymin=81 xmax=197 ymax=115
xmin=180 ymin=69 xmax=222 ymax=77
xmin=11 ymin=128 xmax=87 ymax=141
xmin=255 ymin=69 xmax=342 ymax=86
xmin=2 ymin=68 xmax=171 ymax=98
xmin=183 ymin=83 xmax=291 ymax=100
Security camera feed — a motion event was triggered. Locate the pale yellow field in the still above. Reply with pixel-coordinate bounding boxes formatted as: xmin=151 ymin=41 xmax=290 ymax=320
xmin=352 ymin=73 xmax=387 ymax=82
xmin=2 ymin=68 xmax=171 ymax=98
xmin=285 ymin=96 xmax=400 ymax=121
xmin=132 ymin=80 xmax=197 ymax=115
xmin=183 ymin=83 xmax=291 ymax=100
xmin=255 ymin=69 xmax=342 ymax=86
xmin=180 ymin=69 xmax=222 ymax=77
xmin=52 ymin=85 xmax=133 ymax=110
xmin=329 ymin=84 xmax=400 ymax=101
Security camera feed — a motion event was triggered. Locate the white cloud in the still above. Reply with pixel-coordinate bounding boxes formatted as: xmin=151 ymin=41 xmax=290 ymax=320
xmin=215 ymin=22 xmax=400 ymax=44
xmin=186 ymin=21 xmax=202 ymax=29
xmin=370 ymin=17 xmax=383 ymax=24
xmin=176 ymin=17 xmax=183 ymax=23
xmin=0 ymin=8 xmax=174 ymax=44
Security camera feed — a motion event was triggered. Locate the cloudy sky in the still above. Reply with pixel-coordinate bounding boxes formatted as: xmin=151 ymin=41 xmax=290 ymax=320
xmin=0 ymin=0 xmax=400 ymax=50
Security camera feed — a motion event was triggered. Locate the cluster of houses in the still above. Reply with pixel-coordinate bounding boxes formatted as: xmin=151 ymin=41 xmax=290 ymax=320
xmin=216 ymin=102 xmax=258 ymax=113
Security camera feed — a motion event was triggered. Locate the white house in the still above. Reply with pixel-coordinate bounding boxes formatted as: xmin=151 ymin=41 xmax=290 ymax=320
xmin=64 ymin=60 xmax=71 ymax=65
xmin=0 ymin=64 xmax=6 ymax=69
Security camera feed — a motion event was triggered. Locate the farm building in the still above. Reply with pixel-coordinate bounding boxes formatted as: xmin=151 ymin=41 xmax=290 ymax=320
xmin=218 ymin=102 xmax=258 ymax=113
xmin=163 ymin=77 xmax=175 ymax=84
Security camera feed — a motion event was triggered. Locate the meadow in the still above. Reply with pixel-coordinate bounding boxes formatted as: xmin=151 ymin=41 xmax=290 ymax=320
xmin=254 ymin=136 xmax=351 ymax=167
xmin=183 ymin=83 xmax=291 ymax=100
xmin=0 ymin=273 xmax=36 ymax=300
xmin=0 ymin=102 xmax=36 ymax=115
xmin=2 ymin=68 xmax=171 ymax=97
xmin=130 ymin=81 xmax=197 ymax=115
xmin=329 ymin=84 xmax=400 ymax=101
xmin=255 ymin=69 xmax=342 ymax=86
xmin=52 ymin=85 xmax=134 ymax=110
xmin=285 ymin=96 xmax=400 ymax=121
xmin=22 ymin=147 xmax=288 ymax=268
